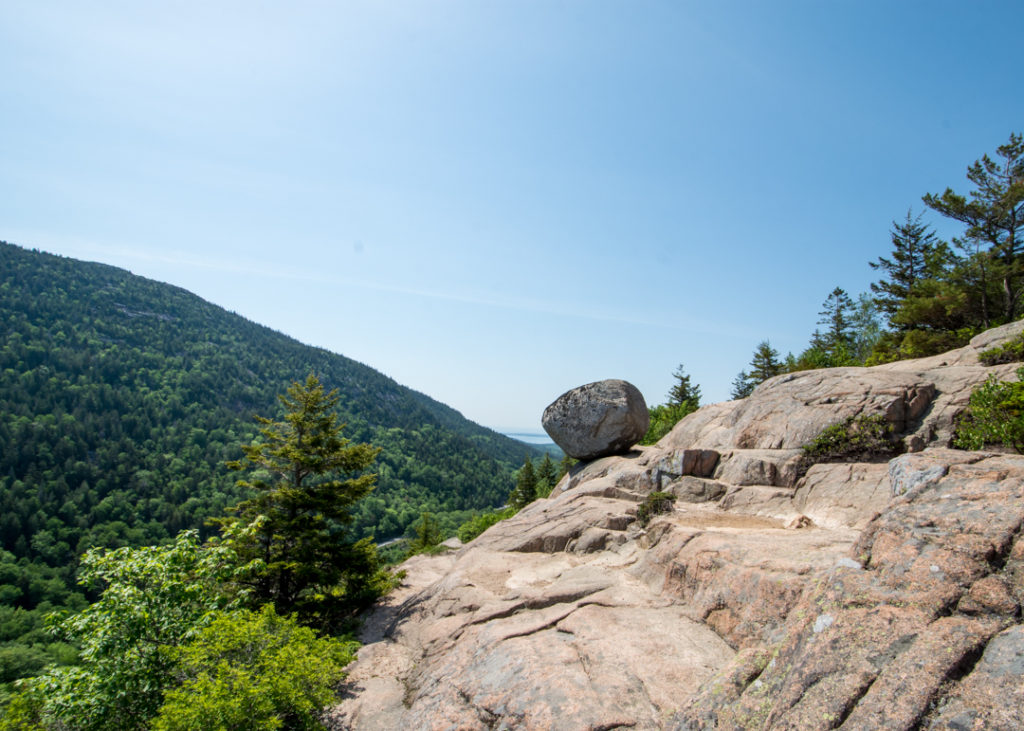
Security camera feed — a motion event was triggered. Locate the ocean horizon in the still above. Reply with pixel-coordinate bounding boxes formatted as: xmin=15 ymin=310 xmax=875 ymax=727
xmin=502 ymin=431 xmax=554 ymax=445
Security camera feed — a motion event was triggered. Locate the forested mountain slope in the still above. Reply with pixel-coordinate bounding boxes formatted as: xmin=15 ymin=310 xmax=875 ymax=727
xmin=0 ymin=240 xmax=538 ymax=664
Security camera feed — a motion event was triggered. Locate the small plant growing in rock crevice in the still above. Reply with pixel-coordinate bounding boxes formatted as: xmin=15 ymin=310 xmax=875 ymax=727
xmin=636 ymin=491 xmax=677 ymax=527
xmin=978 ymin=331 xmax=1024 ymax=366
xmin=801 ymin=414 xmax=902 ymax=467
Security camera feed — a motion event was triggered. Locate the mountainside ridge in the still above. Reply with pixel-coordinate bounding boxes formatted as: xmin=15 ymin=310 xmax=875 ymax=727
xmin=0 ymin=240 xmax=541 ymax=669
xmin=332 ymin=321 xmax=1024 ymax=730
xmin=1 ymin=240 xmax=521 ymax=445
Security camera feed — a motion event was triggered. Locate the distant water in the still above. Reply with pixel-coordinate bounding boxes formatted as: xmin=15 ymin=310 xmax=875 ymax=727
xmin=503 ymin=431 xmax=554 ymax=445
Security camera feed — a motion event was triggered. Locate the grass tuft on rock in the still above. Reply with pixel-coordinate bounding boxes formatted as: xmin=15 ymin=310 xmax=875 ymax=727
xmin=636 ymin=491 xmax=677 ymax=527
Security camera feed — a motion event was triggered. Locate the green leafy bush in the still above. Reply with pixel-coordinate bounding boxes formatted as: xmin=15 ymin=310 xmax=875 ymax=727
xmin=457 ymin=507 xmax=516 ymax=544
xmin=153 ymin=606 xmax=357 ymax=731
xmin=978 ymin=332 xmax=1024 ymax=366
xmin=2 ymin=530 xmax=255 ymax=731
xmin=802 ymin=414 xmax=901 ymax=465
xmin=635 ymin=491 xmax=676 ymax=527
xmin=865 ymin=328 xmax=975 ymax=365
xmin=954 ymin=366 xmax=1024 ymax=453
xmin=0 ymin=526 xmax=361 ymax=731
xmin=640 ymin=402 xmax=697 ymax=446
xmin=0 ymin=689 xmax=45 ymax=730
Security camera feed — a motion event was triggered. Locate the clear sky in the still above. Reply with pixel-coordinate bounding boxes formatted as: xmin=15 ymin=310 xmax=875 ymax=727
xmin=2 ymin=2 xmax=1022 ymax=433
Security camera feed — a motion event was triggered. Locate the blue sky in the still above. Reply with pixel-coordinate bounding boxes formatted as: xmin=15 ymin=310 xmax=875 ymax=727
xmin=2 ymin=1 xmax=1022 ymax=432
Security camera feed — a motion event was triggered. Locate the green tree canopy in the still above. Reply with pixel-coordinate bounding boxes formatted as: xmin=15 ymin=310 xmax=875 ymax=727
xmin=225 ymin=373 xmax=386 ymax=625
xmin=748 ymin=341 xmax=783 ymax=384
xmin=849 ymin=293 xmax=886 ymax=362
xmin=923 ymin=132 xmax=1024 ymax=326
xmin=1 ymin=529 xmax=357 ymax=731
xmin=6 ymin=530 xmax=251 ymax=731
xmin=153 ymin=606 xmax=357 ymax=731
xmin=0 ymin=241 xmax=541 ymax=682
xmin=730 ymin=371 xmax=754 ymax=400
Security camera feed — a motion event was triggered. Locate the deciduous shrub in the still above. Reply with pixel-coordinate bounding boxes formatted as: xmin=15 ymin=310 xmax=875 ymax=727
xmin=457 ymin=507 xmax=516 ymax=544
xmin=978 ymin=332 xmax=1024 ymax=365
xmin=153 ymin=606 xmax=357 ymax=731
xmin=640 ymin=402 xmax=697 ymax=446
xmin=954 ymin=366 xmax=1024 ymax=453
xmin=0 ymin=530 xmax=360 ymax=731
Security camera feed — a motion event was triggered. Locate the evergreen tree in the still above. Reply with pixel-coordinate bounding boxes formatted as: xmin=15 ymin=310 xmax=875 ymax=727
xmin=406 ymin=512 xmax=442 ymax=555
xmin=667 ymin=364 xmax=701 ymax=409
xmin=508 ymin=457 xmax=538 ymax=511
xmin=792 ymin=289 xmax=860 ymax=369
xmin=640 ymin=364 xmax=703 ymax=445
xmin=870 ymin=210 xmax=940 ymax=326
xmin=748 ymin=341 xmax=783 ymax=384
xmin=731 ymin=340 xmax=784 ymax=399
xmin=818 ymin=287 xmax=855 ymax=351
xmin=730 ymin=370 xmax=754 ymax=400
xmin=923 ymin=132 xmax=1024 ymax=325
xmin=225 ymin=374 xmax=384 ymax=624
xmin=535 ymin=453 xmax=558 ymax=498
xmin=792 ymin=328 xmax=851 ymax=371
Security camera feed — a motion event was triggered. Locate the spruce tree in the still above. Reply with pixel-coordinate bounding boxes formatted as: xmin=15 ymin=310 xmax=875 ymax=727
xmin=225 ymin=373 xmax=384 ymax=624
xmin=731 ymin=341 xmax=783 ymax=399
xmin=667 ymin=364 xmax=701 ymax=410
xmin=849 ymin=293 xmax=885 ymax=362
xmin=508 ymin=457 xmax=538 ymax=511
xmin=730 ymin=371 xmax=754 ymax=400
xmin=869 ymin=210 xmax=939 ymax=327
xmin=748 ymin=341 xmax=783 ymax=384
xmin=406 ymin=512 xmax=443 ymax=555
xmin=818 ymin=287 xmax=855 ymax=350
xmin=535 ymin=453 xmax=558 ymax=498
xmin=641 ymin=364 xmax=703 ymax=445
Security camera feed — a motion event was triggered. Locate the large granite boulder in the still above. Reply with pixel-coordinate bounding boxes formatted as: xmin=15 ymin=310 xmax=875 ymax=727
xmin=542 ymin=379 xmax=649 ymax=460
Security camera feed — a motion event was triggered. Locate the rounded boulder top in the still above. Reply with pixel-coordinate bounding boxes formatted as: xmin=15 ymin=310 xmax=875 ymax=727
xmin=541 ymin=379 xmax=649 ymax=461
